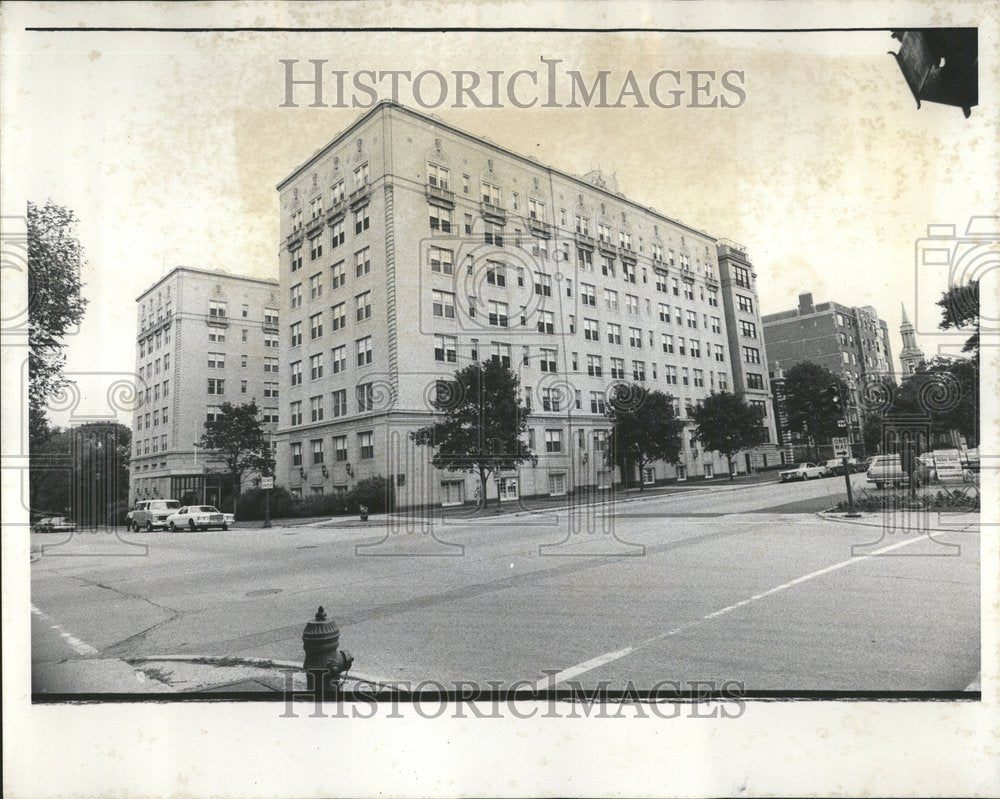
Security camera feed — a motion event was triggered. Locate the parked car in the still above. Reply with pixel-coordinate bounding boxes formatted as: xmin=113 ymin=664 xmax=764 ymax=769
xmin=165 ymin=505 xmax=228 ymax=531
xmin=222 ymin=513 xmax=236 ymax=527
xmin=127 ymin=499 xmax=181 ymax=532
xmin=820 ymin=458 xmax=862 ymax=477
xmin=866 ymin=454 xmax=936 ymax=489
xmin=47 ymin=517 xmax=77 ymax=533
xmin=779 ymin=463 xmax=825 ymax=482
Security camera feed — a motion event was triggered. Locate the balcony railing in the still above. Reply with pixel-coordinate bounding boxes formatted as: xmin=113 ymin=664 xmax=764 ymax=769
xmin=598 ymin=239 xmax=617 ymax=257
xmin=349 ymin=184 xmax=371 ymax=209
xmin=285 ymin=227 xmax=304 ymax=249
xmin=304 ymin=213 xmax=324 ymax=236
xmin=425 ymin=183 xmax=455 ymax=208
xmin=574 ymin=230 xmax=595 ymax=249
xmin=527 ymin=217 xmax=551 ymax=238
xmin=480 ymin=201 xmax=507 ymax=224
xmin=618 ymin=246 xmax=637 ymax=263
xmin=680 ymin=268 xmax=696 ymax=282
xmin=705 ymin=275 xmax=720 ymax=290
xmin=326 ymin=197 xmax=347 ymax=222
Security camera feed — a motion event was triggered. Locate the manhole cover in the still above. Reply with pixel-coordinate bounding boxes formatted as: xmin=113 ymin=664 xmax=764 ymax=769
xmin=245 ymin=588 xmax=282 ymax=597
xmin=296 ymin=545 xmax=318 ymax=550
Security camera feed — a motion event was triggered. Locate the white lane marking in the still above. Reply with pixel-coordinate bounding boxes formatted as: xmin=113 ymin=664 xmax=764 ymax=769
xmin=535 ymin=531 xmax=937 ymax=689
xmin=31 ymin=604 xmax=99 ymax=656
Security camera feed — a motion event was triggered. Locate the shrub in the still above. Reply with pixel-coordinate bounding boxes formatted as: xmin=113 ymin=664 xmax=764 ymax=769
xmin=296 ymin=492 xmax=351 ymax=518
xmin=835 ymin=486 xmax=979 ymax=512
xmin=235 ymin=486 xmax=297 ymax=521
xmin=348 ymin=476 xmax=395 ymax=514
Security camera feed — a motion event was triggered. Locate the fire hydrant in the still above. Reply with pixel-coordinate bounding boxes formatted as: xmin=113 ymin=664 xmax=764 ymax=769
xmin=359 ymin=504 xmax=369 ymax=522
xmin=302 ymin=606 xmax=353 ymax=692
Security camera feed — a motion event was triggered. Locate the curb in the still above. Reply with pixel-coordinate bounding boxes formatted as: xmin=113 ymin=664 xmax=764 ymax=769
xmin=814 ymin=510 xmax=981 ymax=534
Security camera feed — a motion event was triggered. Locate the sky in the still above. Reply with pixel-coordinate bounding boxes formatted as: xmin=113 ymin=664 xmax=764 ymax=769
xmin=4 ymin=6 xmax=996 ymax=427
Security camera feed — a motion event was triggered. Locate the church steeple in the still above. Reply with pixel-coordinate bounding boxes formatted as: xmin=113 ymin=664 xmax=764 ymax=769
xmin=899 ymin=303 xmax=925 ymax=375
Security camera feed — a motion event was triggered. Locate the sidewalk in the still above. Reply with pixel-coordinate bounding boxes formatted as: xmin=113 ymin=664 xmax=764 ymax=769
xmin=239 ymin=470 xmax=783 ymax=530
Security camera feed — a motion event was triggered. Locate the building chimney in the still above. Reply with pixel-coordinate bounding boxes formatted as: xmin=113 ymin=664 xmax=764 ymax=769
xmin=798 ymin=293 xmax=814 ymax=315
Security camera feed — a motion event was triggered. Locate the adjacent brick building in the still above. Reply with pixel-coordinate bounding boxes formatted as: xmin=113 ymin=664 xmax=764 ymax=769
xmin=131 ymin=267 xmax=280 ymax=507
xmin=274 ymin=101 xmax=779 ymax=507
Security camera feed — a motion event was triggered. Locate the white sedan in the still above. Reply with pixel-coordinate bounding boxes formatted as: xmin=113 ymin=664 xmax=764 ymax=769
xmin=778 ymin=462 xmax=825 ymax=482
xmin=165 ymin=505 xmax=228 ymax=531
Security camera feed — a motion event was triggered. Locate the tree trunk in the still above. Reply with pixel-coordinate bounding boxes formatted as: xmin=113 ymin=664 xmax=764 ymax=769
xmin=638 ymin=460 xmax=645 ymax=491
xmin=728 ymin=456 xmax=735 ymax=480
xmin=478 ymin=468 xmax=488 ymax=511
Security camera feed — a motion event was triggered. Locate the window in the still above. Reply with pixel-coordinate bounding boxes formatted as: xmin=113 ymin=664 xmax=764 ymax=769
xmin=262 ymin=407 xmax=278 ymax=424
xmin=743 ymin=346 xmax=761 ymax=364
xmin=309 ymin=353 xmax=324 ymax=380
xmin=632 ymin=360 xmax=646 ymax=381
xmin=733 ymin=265 xmax=751 ymax=288
xmin=310 ymin=395 xmax=324 ymax=422
xmin=576 ymin=248 xmax=593 ymax=272
xmin=710 ymin=316 xmax=721 ymax=334
xmin=610 ymin=357 xmax=625 ymax=379
xmin=587 ymin=354 xmax=603 ymax=377
xmin=737 ymin=294 xmax=754 ymax=313
xmin=358 ymin=431 xmax=374 ymax=460
xmin=693 ymin=369 xmax=705 ymax=387
xmin=354 ymin=206 xmax=369 ymax=235
xmin=290 ymin=442 xmax=303 ymax=466
xmin=209 ymin=300 xmax=227 ymax=318
xmin=331 ymin=260 xmax=345 ymax=289
xmin=607 ymin=323 xmax=622 ymax=345
xmin=600 ymin=256 xmax=616 ymax=278
xmin=686 ymin=310 xmax=698 ymax=329
xmin=484 ymin=220 xmax=503 ymax=246
xmin=430 ymin=246 xmax=454 ymax=275
xmin=590 ymin=391 xmax=607 ymax=414
xmin=264 ymin=381 xmax=279 ymax=398
xmin=309 ymin=312 xmax=323 ymax=340
xmin=332 ymin=389 xmax=347 ymax=418
xmin=356 ymin=336 xmax=373 ymax=366
xmin=539 ymin=348 xmax=557 ymax=372
xmin=264 ymin=357 xmax=278 ymax=373
xmin=481 ymin=181 xmax=501 ymax=206
xmin=662 ymin=333 xmax=674 ymax=354
xmin=708 ymin=290 xmax=719 ymax=307
xmin=354 ymin=247 xmax=371 ymax=277
xmin=240 ymin=379 xmax=248 ymax=394
xmin=604 ymin=289 xmax=619 ymax=311
xmin=430 ymin=205 xmax=453 ymax=233
xmin=749 ymin=399 xmax=767 ymax=419
xmin=545 ymin=429 xmax=563 ymax=453
xmin=715 ymin=344 xmax=725 ymax=362
xmin=537 ymin=310 xmax=554 ymax=334
xmin=491 ymin=342 xmax=511 ymax=368
xmin=333 ymin=435 xmax=348 ymax=462
xmin=290 ymin=322 xmax=302 ymax=347
xmin=434 ymin=334 xmax=457 ymax=363
xmin=290 ymin=360 xmax=302 ymax=386
xmin=681 ymin=367 xmax=690 ymax=386
xmin=690 ymin=340 xmax=701 ymax=358
xmin=464 ymin=213 xmax=473 ymax=235
xmin=432 ymin=290 xmax=455 ymax=319
xmin=355 ymin=290 xmax=372 ymax=322
xmin=427 ymin=162 xmax=450 ymax=189
xmin=718 ymin=372 xmax=728 ymax=390
xmin=331 ymin=301 xmax=346 ymax=331
xmin=354 ymin=162 xmax=369 ymax=187
xmin=309 ymin=234 xmax=323 ymax=261
xmin=309 ymin=273 xmax=323 ymax=300
xmin=624 ymin=294 xmax=639 ymax=315
xmin=678 ymin=337 xmax=686 ymax=356
xmin=290 ymin=245 xmax=303 ymax=272
xmin=747 ymin=373 xmax=765 ymax=390
xmin=331 ymin=220 xmax=345 ymax=249
xmin=583 ymin=318 xmax=599 ymax=341
xmin=312 ymin=439 xmax=325 ymax=465
xmin=739 ymin=320 xmax=758 ymax=339
xmin=264 ymin=334 xmax=279 ymax=349
xmin=290 ymin=401 xmax=303 ymax=426
xmin=488 ymin=300 xmax=509 ymax=327
xmin=290 ymin=284 xmax=303 ymax=310
xmin=205 ymin=405 xmax=222 ymax=424
xmin=331 ymin=179 xmax=345 ymax=205
xmin=534 ymin=273 xmax=552 ymax=297
xmin=486 ymin=261 xmax=506 ymax=286
xmin=207 ymin=352 xmax=225 ymax=369
xmin=665 ymin=365 xmax=678 ymax=385
xmin=628 ymin=327 xmax=642 ymax=348
xmin=207 ymin=378 xmax=224 ymax=395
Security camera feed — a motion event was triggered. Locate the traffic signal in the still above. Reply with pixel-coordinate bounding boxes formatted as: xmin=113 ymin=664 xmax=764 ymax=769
xmin=827 ymin=383 xmax=843 ymax=415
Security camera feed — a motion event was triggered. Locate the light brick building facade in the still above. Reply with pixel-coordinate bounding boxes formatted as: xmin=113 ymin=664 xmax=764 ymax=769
xmin=275 ymin=102 xmax=778 ymax=506
xmin=131 ymin=267 xmax=280 ymax=507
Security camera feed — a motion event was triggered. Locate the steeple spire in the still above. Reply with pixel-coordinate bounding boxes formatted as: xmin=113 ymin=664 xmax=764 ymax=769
xmin=900 ymin=303 xmax=910 ymax=325
xmin=898 ymin=303 xmax=925 ymax=375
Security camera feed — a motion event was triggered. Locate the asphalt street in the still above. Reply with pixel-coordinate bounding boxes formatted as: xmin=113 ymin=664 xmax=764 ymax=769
xmin=30 ymin=473 xmax=980 ymax=692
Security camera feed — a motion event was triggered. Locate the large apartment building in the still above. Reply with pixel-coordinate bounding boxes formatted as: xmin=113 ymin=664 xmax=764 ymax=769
xmin=762 ymin=292 xmax=895 ymax=449
xmin=131 ymin=267 xmax=280 ymax=507
xmin=275 ymin=102 xmax=778 ymax=507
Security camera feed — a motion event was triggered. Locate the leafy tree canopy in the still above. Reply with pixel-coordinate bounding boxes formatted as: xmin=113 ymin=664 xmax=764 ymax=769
xmin=690 ymin=391 xmax=765 ymax=479
xmin=606 ymin=384 xmax=684 ymax=489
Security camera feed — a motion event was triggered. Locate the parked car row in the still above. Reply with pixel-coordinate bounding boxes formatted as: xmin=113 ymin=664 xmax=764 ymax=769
xmin=778 ymin=458 xmax=864 ymax=482
xmin=126 ymin=498 xmax=234 ymax=532
xmin=865 ymin=454 xmax=937 ymax=490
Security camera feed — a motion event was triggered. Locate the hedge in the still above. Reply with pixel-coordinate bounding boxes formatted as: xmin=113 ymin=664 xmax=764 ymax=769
xmin=235 ymin=476 xmax=395 ymax=521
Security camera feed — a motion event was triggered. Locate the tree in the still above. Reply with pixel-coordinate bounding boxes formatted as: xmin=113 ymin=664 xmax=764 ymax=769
xmin=410 ymin=359 xmax=534 ymax=509
xmin=690 ymin=391 xmax=765 ymax=480
xmin=862 ymin=412 xmax=885 ymax=455
xmin=937 ymin=280 xmax=978 ymax=359
xmin=886 ymin=357 xmax=978 ymax=449
xmin=198 ymin=401 xmax=274 ymax=514
xmin=782 ymin=362 xmax=848 ymax=460
xmin=606 ymin=384 xmax=683 ymax=491
xmin=27 ymin=201 xmax=89 ymax=440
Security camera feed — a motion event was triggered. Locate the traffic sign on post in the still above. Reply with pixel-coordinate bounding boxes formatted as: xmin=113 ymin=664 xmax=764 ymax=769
xmin=832 ymin=437 xmax=849 ymax=457
xmin=259 ymin=476 xmax=274 ymax=490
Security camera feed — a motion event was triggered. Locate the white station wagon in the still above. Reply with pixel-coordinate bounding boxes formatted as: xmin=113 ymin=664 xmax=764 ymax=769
xmin=165 ymin=505 xmax=228 ymax=531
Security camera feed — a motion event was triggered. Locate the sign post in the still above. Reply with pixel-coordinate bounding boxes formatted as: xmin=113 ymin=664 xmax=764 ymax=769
xmin=260 ymin=476 xmax=274 ymax=528
xmin=832 ymin=436 xmax=859 ymax=518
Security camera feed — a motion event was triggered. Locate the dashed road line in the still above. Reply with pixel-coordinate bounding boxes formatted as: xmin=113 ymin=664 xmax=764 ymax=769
xmin=31 ymin=604 xmax=99 ymax=656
